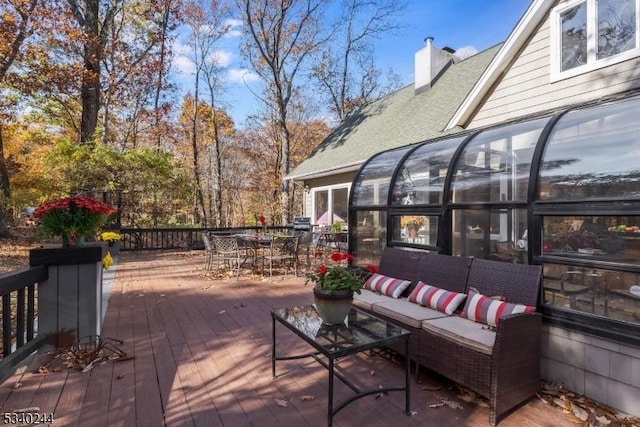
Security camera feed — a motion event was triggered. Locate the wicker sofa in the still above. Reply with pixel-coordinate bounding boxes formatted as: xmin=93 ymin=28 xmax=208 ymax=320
xmin=353 ymin=247 xmax=542 ymax=425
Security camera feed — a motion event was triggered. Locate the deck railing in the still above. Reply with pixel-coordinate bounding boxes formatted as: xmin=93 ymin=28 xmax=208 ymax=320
xmin=0 ymin=266 xmax=47 ymax=381
xmin=119 ymin=226 xmax=294 ymax=251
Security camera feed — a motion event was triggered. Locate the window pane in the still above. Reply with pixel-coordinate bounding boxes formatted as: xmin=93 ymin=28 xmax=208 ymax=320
xmin=391 ymin=137 xmax=463 ymax=206
xmin=352 ymin=147 xmax=411 ymax=206
xmin=314 ymin=190 xmax=329 ymax=225
xmin=352 ymin=210 xmax=387 ymax=266
xmin=542 ymin=215 xmax=640 ymax=265
xmin=452 ymin=209 xmax=528 ymax=262
xmin=561 ymin=2 xmax=588 ymax=71
xmin=331 ymin=188 xmax=349 ymax=226
xmin=539 ymin=96 xmax=640 ymax=200
xmin=543 ymin=263 xmax=640 ymax=326
xmin=391 ymin=215 xmax=439 ymax=246
xmin=451 ymin=118 xmax=546 ymax=203
xmin=597 ymin=0 xmax=636 ymax=60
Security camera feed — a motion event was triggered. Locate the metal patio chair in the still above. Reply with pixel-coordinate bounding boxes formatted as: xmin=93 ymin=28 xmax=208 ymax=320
xmin=211 ymin=235 xmax=246 ymax=280
xmin=262 ymin=235 xmax=299 ymax=279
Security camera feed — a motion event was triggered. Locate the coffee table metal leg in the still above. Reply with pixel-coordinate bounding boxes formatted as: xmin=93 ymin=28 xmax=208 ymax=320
xmin=328 ymin=357 xmax=334 ymax=427
xmin=405 ymin=337 xmax=411 ymax=414
xmin=271 ymin=316 xmax=276 ymax=378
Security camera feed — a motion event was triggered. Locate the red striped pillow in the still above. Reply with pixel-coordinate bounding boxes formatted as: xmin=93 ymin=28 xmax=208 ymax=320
xmin=363 ymin=273 xmax=411 ymax=298
xmin=407 ymin=281 xmax=467 ymax=315
xmin=461 ymin=288 xmax=535 ymax=327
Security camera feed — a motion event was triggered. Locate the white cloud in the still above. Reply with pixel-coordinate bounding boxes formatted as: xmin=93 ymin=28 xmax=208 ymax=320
xmin=211 ymin=50 xmax=233 ymax=67
xmin=227 ymin=68 xmax=260 ymax=84
xmin=173 ymin=55 xmax=195 ymax=76
xmin=454 ymin=45 xmax=479 ymax=60
xmin=224 ymin=18 xmax=244 ymax=38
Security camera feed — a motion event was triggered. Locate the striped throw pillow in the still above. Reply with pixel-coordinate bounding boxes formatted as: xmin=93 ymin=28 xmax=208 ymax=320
xmin=407 ymin=281 xmax=467 ymax=315
xmin=462 ymin=288 xmax=535 ymax=327
xmin=363 ymin=273 xmax=411 ymax=299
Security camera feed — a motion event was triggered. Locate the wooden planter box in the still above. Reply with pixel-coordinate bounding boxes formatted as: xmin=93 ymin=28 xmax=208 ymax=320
xmin=30 ymin=242 xmax=108 ymax=347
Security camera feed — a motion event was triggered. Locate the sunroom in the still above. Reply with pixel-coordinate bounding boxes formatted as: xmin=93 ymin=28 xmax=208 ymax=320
xmin=348 ymin=92 xmax=640 ymax=347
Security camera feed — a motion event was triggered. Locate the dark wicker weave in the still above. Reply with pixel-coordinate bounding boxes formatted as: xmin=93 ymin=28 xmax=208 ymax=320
xmin=360 ymin=248 xmax=543 ymax=425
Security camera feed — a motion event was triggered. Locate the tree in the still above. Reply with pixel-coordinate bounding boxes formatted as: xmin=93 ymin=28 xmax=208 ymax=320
xmin=311 ymin=0 xmax=404 ymax=121
xmin=183 ymin=0 xmax=231 ymax=227
xmin=0 ymin=0 xmax=47 ymax=235
xmin=236 ymin=0 xmax=328 ymax=225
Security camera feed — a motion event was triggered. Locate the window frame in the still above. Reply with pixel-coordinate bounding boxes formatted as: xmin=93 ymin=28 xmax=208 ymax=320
xmin=311 ymin=183 xmax=350 ymax=227
xmin=550 ymin=0 xmax=640 ymax=82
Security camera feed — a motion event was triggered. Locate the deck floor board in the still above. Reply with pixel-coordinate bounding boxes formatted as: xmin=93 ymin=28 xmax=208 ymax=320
xmin=0 ymin=251 xmax=573 ymax=426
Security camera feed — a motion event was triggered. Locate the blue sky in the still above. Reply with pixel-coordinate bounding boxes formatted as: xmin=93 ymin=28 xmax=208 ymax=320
xmin=172 ymin=0 xmax=533 ymax=127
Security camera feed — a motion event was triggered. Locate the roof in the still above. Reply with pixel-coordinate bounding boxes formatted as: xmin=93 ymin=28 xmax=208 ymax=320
xmin=287 ymin=43 xmax=503 ymax=181
xmin=446 ymin=0 xmax=556 ymax=129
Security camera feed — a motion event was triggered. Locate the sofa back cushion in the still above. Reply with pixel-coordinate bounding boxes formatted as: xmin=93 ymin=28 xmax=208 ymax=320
xmin=378 ymin=247 xmax=428 ymax=281
xmin=466 ymin=258 xmax=542 ymax=306
xmin=414 ymin=253 xmax=472 ymax=295
xmin=407 ymin=281 xmax=467 ymax=315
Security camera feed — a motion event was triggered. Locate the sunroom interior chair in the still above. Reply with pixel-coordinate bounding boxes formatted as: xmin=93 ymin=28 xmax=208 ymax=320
xmin=544 ymin=269 xmax=595 ymax=312
xmin=211 ymin=235 xmax=246 ymax=280
xmin=262 ymin=235 xmax=299 ymax=279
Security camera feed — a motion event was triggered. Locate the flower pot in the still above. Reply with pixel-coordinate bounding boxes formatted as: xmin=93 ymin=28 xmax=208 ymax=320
xmin=313 ymin=287 xmax=354 ymax=324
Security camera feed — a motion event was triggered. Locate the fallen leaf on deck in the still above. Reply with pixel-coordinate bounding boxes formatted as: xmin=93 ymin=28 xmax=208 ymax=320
xmin=218 ymin=310 xmax=226 ymax=314
xmin=13 ymin=382 xmax=22 ymax=389
xmin=429 ymin=403 xmax=444 ymax=408
xmin=409 ymin=410 xmax=418 ymax=416
xmin=299 ymin=395 xmax=315 ymax=401
xmin=276 ymin=399 xmax=289 ymax=407
xmin=442 ymin=399 xmax=463 ymax=410
xmin=571 ymin=402 xmax=589 ymax=421
xmin=421 ymin=385 xmax=442 ymax=391
xmin=38 ymin=366 xmax=49 ymax=374
xmin=370 ymin=370 xmax=375 ymax=376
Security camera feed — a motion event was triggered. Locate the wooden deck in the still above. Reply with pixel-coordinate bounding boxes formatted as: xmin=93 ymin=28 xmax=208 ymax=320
xmin=0 ymin=251 xmax=573 ymax=426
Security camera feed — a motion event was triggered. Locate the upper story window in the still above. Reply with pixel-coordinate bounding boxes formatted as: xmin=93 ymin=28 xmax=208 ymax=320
xmin=551 ymin=0 xmax=639 ymax=80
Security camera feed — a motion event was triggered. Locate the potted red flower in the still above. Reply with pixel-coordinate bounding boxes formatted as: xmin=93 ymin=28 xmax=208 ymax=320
xmin=305 ymin=252 xmax=378 ymax=324
xmin=34 ymin=195 xmax=118 ymax=247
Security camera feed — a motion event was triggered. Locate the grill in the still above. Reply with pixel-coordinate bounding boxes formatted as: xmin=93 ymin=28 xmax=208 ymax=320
xmin=293 ymin=216 xmax=311 ymax=232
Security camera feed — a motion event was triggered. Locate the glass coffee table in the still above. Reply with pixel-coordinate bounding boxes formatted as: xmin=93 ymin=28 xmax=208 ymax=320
xmin=271 ymin=304 xmax=411 ymax=426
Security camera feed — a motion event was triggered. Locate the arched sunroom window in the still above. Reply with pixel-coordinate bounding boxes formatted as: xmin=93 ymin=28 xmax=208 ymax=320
xmin=350 ymin=147 xmax=413 ymax=265
xmin=536 ymin=95 xmax=640 ymax=333
xmin=449 ymin=118 xmax=550 ymax=260
xmin=389 ymin=137 xmax=464 ymax=249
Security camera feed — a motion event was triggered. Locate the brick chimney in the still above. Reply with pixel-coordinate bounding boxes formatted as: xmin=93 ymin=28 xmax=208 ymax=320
xmin=414 ymin=37 xmax=458 ymax=95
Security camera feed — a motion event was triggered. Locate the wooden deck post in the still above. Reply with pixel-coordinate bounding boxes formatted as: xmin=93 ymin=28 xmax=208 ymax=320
xmin=30 ymin=243 xmax=107 ymax=347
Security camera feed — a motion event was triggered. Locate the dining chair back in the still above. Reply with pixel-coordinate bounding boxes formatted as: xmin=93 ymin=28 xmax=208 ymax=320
xmin=211 ymin=235 xmax=245 ymax=280
xmin=263 ymin=235 xmax=299 ymax=279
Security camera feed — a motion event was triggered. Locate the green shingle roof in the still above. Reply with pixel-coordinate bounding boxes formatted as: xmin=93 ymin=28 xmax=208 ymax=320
xmin=287 ymin=43 xmax=502 ymax=180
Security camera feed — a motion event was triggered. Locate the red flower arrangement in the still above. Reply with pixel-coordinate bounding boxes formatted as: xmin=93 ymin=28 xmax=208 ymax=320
xmin=34 ymin=195 xmax=118 ymax=247
xmin=305 ymin=251 xmax=378 ymax=294
xmin=258 ymin=214 xmax=267 ymax=234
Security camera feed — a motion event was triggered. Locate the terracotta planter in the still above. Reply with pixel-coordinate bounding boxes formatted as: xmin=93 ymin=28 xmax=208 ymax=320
xmin=313 ymin=287 xmax=354 ymax=325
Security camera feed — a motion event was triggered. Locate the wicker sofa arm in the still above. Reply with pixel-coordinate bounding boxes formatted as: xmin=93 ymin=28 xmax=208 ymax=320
xmin=490 ymin=312 xmax=542 ymax=424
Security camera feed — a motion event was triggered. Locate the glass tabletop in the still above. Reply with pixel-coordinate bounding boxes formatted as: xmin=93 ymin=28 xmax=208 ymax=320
xmin=272 ymin=304 xmax=410 ymax=358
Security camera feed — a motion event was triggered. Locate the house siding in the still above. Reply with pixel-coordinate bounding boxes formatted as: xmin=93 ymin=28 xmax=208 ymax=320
xmin=468 ymin=16 xmax=640 ymax=130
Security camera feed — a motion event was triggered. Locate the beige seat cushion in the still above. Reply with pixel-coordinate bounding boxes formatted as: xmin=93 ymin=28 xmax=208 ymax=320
xmin=353 ymin=289 xmax=391 ymax=311
xmin=422 ymin=315 xmax=495 ymax=355
xmin=372 ymin=299 xmax=448 ymax=328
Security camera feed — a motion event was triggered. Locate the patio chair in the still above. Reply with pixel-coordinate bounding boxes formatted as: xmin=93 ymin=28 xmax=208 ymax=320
xmin=202 ymin=232 xmax=216 ymax=271
xmin=211 ymin=235 xmax=246 ymax=280
xmin=262 ymin=235 xmax=299 ymax=279
xmin=297 ymin=231 xmax=323 ymax=268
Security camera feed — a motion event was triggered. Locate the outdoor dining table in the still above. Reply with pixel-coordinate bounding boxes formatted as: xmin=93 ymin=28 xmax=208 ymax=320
xmin=235 ymin=233 xmax=272 ymax=267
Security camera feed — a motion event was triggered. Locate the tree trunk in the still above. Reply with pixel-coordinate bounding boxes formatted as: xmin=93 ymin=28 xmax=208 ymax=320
xmin=0 ymin=125 xmax=11 ymax=236
xmin=80 ymin=0 xmax=101 ymax=144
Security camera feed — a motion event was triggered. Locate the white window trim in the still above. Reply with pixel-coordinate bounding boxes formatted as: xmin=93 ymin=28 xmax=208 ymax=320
xmin=550 ymin=0 xmax=640 ymax=82
xmin=310 ymin=184 xmax=350 ymax=227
